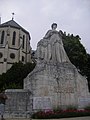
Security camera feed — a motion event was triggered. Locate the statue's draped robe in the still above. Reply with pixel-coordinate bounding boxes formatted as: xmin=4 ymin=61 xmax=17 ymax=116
xmin=37 ymin=30 xmax=70 ymax=63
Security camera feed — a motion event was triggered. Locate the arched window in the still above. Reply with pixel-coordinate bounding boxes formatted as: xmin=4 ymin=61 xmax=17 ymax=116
xmin=22 ymin=56 xmax=24 ymax=62
xmin=12 ymin=31 xmax=16 ymax=45
xmin=0 ymin=31 xmax=5 ymax=44
xmin=22 ymin=35 xmax=25 ymax=49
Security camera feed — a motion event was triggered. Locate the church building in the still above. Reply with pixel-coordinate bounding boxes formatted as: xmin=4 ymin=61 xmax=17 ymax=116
xmin=0 ymin=19 xmax=32 ymax=74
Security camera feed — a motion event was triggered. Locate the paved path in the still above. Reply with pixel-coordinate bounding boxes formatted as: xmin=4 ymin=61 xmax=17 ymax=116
xmin=33 ymin=117 xmax=90 ymax=120
xmin=5 ymin=116 xmax=90 ymax=120
xmin=45 ymin=117 xmax=90 ymax=120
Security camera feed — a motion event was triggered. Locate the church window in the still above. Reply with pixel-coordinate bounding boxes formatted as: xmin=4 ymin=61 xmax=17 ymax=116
xmin=22 ymin=35 xmax=25 ymax=49
xmin=0 ymin=31 xmax=5 ymax=44
xmin=10 ymin=53 xmax=15 ymax=59
xmin=4 ymin=58 xmax=7 ymax=62
xmin=12 ymin=31 xmax=16 ymax=45
xmin=22 ymin=56 xmax=24 ymax=62
xmin=0 ymin=52 xmax=3 ymax=58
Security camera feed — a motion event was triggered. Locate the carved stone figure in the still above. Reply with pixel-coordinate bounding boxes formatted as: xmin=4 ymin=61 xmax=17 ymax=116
xmin=24 ymin=23 xmax=90 ymax=111
xmin=37 ymin=23 xmax=70 ymax=63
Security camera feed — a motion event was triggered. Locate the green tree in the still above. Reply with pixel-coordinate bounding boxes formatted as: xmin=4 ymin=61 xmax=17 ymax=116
xmin=62 ymin=32 xmax=90 ymax=91
xmin=0 ymin=62 xmax=36 ymax=92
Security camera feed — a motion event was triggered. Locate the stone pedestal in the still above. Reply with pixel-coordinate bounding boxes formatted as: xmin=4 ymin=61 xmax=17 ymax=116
xmin=4 ymin=89 xmax=32 ymax=118
xmin=24 ymin=61 xmax=90 ymax=110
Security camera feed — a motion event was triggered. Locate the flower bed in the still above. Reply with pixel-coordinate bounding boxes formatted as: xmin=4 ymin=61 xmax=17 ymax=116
xmin=31 ymin=109 xmax=90 ymax=119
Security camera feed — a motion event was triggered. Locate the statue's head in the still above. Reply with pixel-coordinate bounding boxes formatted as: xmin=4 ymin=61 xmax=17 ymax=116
xmin=51 ymin=23 xmax=57 ymax=30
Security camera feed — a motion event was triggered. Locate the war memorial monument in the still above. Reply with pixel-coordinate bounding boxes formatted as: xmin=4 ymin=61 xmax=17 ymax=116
xmin=5 ymin=23 xmax=90 ymax=118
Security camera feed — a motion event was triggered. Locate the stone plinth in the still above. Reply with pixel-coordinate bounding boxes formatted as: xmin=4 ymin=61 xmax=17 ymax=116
xmin=4 ymin=89 xmax=32 ymax=118
xmin=24 ymin=61 xmax=90 ymax=110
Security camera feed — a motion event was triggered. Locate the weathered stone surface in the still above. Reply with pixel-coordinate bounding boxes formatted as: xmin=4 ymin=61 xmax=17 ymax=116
xmin=33 ymin=96 xmax=52 ymax=110
xmin=24 ymin=24 xmax=90 ymax=110
xmin=24 ymin=61 xmax=90 ymax=110
xmin=4 ymin=89 xmax=32 ymax=118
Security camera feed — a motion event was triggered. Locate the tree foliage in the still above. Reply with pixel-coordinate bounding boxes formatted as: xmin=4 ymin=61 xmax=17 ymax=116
xmin=62 ymin=32 xmax=90 ymax=91
xmin=0 ymin=62 xmax=36 ymax=92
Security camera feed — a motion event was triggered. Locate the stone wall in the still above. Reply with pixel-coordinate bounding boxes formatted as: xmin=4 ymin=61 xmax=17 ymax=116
xmin=4 ymin=89 xmax=32 ymax=118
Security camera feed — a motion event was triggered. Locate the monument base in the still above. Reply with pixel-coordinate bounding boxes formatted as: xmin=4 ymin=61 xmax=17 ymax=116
xmin=4 ymin=62 xmax=90 ymax=118
xmin=24 ymin=61 xmax=90 ymax=110
xmin=4 ymin=89 xmax=32 ymax=118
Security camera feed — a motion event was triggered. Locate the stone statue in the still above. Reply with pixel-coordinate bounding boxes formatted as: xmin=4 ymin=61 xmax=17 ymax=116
xmin=37 ymin=23 xmax=70 ymax=63
xmin=24 ymin=23 xmax=90 ymax=111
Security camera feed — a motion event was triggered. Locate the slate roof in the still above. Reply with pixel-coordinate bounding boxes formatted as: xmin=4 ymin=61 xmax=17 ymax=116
xmin=0 ymin=19 xmax=30 ymax=35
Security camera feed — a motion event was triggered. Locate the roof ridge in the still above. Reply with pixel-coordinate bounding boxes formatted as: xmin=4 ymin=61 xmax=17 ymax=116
xmin=0 ymin=19 xmax=29 ymax=34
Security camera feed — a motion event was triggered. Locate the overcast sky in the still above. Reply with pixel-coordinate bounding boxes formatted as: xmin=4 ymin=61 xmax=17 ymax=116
xmin=0 ymin=0 xmax=90 ymax=53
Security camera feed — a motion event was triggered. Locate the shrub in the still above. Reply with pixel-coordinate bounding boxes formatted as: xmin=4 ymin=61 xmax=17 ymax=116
xmin=31 ymin=109 xmax=90 ymax=119
xmin=84 ymin=105 xmax=90 ymax=110
xmin=53 ymin=106 xmax=63 ymax=112
xmin=66 ymin=105 xmax=78 ymax=110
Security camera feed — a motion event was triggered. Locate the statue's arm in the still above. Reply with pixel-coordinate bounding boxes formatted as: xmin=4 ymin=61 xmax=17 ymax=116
xmin=43 ymin=30 xmax=52 ymax=39
xmin=43 ymin=30 xmax=59 ymax=39
xmin=58 ymin=30 xmax=63 ymax=38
